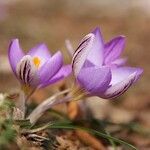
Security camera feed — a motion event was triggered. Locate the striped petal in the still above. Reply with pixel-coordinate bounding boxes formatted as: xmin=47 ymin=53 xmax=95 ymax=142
xmin=110 ymin=67 xmax=143 ymax=85
xmin=103 ymin=67 xmax=143 ymax=99
xmin=16 ymin=55 xmax=39 ymax=87
xmin=72 ymin=33 xmax=95 ymax=76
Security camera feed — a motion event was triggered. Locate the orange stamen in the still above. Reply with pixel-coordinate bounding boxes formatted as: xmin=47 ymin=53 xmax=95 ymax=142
xmin=33 ymin=57 xmax=41 ymax=68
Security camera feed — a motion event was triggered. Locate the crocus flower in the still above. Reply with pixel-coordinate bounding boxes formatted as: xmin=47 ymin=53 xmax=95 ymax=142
xmin=8 ymin=39 xmax=71 ymax=90
xmin=72 ymin=27 xmax=143 ymax=99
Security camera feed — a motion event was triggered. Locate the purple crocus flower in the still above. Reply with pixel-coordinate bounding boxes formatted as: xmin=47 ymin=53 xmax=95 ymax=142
xmin=72 ymin=27 xmax=143 ymax=99
xmin=8 ymin=39 xmax=71 ymax=89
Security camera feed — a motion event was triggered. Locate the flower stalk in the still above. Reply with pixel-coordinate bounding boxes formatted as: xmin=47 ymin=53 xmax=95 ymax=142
xmin=17 ymin=90 xmax=26 ymax=119
xmin=28 ymin=86 xmax=89 ymax=124
xmin=28 ymin=89 xmax=71 ymax=124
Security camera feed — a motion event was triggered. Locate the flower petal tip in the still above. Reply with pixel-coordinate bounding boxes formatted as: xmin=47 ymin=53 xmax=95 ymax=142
xmin=9 ymin=39 xmax=19 ymax=50
xmin=92 ymin=27 xmax=101 ymax=35
xmin=11 ymin=38 xmax=19 ymax=43
xmin=117 ymin=35 xmax=126 ymax=39
xmin=54 ymin=51 xmax=63 ymax=62
xmin=137 ymin=68 xmax=143 ymax=74
xmin=134 ymin=67 xmax=143 ymax=81
xmin=36 ymin=43 xmax=49 ymax=50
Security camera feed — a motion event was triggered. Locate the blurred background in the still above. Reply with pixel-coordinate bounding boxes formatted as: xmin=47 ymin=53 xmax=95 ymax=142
xmin=0 ymin=0 xmax=149 ymax=148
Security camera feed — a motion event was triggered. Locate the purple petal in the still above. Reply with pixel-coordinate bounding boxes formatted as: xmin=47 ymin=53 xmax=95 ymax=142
xmin=40 ymin=65 xmax=72 ymax=87
xmin=110 ymin=67 xmax=143 ymax=85
xmin=72 ymin=33 xmax=95 ymax=76
xmin=8 ymin=39 xmax=24 ymax=74
xmin=102 ymin=67 xmax=143 ymax=99
xmin=87 ymin=27 xmax=104 ymax=66
xmin=83 ymin=60 xmax=95 ymax=68
xmin=111 ymin=58 xmax=127 ymax=67
xmin=104 ymin=36 xmax=125 ymax=64
xmin=27 ymin=44 xmax=51 ymax=66
xmin=103 ymin=73 xmax=136 ymax=99
xmin=77 ymin=66 xmax=111 ymax=95
xmin=38 ymin=51 xmax=63 ymax=85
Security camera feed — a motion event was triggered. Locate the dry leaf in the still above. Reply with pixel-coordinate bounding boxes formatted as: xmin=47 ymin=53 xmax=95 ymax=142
xmin=76 ymin=129 xmax=106 ymax=150
xmin=67 ymin=101 xmax=82 ymax=120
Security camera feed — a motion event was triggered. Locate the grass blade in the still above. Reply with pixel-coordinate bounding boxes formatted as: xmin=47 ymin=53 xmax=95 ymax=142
xmin=46 ymin=123 xmax=137 ymax=150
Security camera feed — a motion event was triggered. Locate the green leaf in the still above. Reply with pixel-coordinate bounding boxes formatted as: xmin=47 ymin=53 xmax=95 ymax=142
xmin=93 ymin=119 xmax=150 ymax=138
xmin=0 ymin=119 xmax=16 ymax=147
xmin=46 ymin=122 xmax=137 ymax=150
xmin=48 ymin=109 xmax=70 ymax=121
xmin=94 ymin=119 xmax=117 ymax=150
xmin=13 ymin=119 xmax=32 ymax=129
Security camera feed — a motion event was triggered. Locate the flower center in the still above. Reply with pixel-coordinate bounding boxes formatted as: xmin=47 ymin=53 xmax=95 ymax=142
xmin=33 ymin=57 xmax=41 ymax=68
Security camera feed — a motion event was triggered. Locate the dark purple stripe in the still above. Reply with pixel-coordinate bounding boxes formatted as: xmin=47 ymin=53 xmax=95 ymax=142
xmin=72 ymin=46 xmax=86 ymax=69
xmin=23 ymin=61 xmax=27 ymax=82
xmin=27 ymin=68 xmax=31 ymax=83
xmin=75 ymin=36 xmax=91 ymax=54
xmin=106 ymin=77 xmax=135 ymax=99
xmin=72 ymin=36 xmax=92 ymax=69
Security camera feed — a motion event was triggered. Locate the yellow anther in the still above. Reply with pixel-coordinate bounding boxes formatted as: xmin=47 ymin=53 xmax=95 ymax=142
xmin=33 ymin=57 xmax=41 ymax=68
